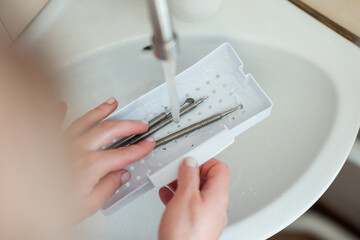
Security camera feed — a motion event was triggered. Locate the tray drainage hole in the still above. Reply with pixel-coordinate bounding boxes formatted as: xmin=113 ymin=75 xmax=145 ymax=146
xmin=218 ymin=99 xmax=223 ymax=103
xmin=188 ymin=118 xmax=192 ymax=122
xmin=232 ymin=116 xmax=236 ymax=121
xmin=184 ymin=135 xmax=188 ymax=138
xmin=185 ymin=93 xmax=190 ymax=97
xmin=208 ymin=105 xmax=212 ymax=109
xmin=212 ymin=90 xmax=216 ymax=94
xmin=142 ymin=45 xmax=153 ymax=51
xmin=125 ymin=182 xmax=131 ymax=187
xmin=140 ymin=159 xmax=145 ymax=164
xmin=206 ymin=81 xmax=210 ymax=85
xmin=228 ymin=92 xmax=233 ymax=96
xmin=239 ymin=104 xmax=244 ymax=109
xmin=196 ymin=87 xmax=200 ymax=91
xmin=174 ymin=140 xmax=178 ymax=143
xmin=130 ymin=166 xmax=135 ymax=171
xmin=198 ymin=112 xmax=202 ymax=116
xmin=136 ymin=176 xmax=141 ymax=181
xmin=216 ymin=74 xmax=220 ymax=78
xmin=167 ymin=131 xmax=171 ymax=134
xmin=222 ymin=84 xmax=226 ymax=87
xmin=177 ymin=125 xmax=181 ymax=128
xmin=191 ymin=144 xmax=194 ymax=147
xmin=162 ymin=147 xmax=167 ymax=151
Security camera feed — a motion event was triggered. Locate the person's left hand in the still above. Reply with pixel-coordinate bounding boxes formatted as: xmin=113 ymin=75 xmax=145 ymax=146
xmin=63 ymin=97 xmax=155 ymax=224
xmin=158 ymin=158 xmax=230 ymax=240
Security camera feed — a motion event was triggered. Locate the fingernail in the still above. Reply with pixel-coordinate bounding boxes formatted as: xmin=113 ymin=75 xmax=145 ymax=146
xmin=183 ymin=157 xmax=197 ymax=168
xmin=141 ymin=120 xmax=149 ymax=125
xmin=121 ymin=170 xmax=131 ymax=184
xmin=145 ymin=137 xmax=155 ymax=143
xmin=105 ymin=97 xmax=116 ymax=105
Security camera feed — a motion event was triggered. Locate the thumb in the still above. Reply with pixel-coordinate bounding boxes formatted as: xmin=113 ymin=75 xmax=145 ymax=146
xmin=176 ymin=157 xmax=200 ymax=195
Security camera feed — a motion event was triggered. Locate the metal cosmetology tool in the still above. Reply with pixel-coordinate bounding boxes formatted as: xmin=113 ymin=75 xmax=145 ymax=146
xmin=106 ymin=98 xmax=194 ymax=149
xmin=155 ymin=104 xmax=243 ymax=148
xmin=124 ymin=97 xmax=207 ymax=146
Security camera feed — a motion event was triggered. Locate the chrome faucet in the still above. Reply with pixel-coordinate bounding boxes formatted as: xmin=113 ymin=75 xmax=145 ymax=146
xmin=147 ymin=0 xmax=178 ymax=60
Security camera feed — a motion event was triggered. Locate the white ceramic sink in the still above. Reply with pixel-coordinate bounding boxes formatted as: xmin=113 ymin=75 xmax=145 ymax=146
xmin=21 ymin=0 xmax=360 ymax=239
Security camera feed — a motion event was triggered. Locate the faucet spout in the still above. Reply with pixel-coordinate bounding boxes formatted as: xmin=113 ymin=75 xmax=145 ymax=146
xmin=147 ymin=0 xmax=178 ymax=60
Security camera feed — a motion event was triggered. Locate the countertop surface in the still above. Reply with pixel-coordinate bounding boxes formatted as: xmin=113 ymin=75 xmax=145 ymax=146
xmin=300 ymin=0 xmax=360 ymax=36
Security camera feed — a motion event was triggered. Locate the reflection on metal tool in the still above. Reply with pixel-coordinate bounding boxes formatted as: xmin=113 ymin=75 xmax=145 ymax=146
xmin=155 ymin=104 xmax=243 ymax=148
xmin=125 ymin=97 xmax=207 ymax=146
xmin=107 ymin=98 xmax=194 ymax=149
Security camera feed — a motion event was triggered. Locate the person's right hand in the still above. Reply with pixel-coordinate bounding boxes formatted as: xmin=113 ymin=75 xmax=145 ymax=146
xmin=158 ymin=158 xmax=230 ymax=240
xmin=63 ymin=97 xmax=155 ymax=224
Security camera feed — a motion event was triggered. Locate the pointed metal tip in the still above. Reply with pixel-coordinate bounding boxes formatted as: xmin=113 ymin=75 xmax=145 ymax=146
xmin=221 ymin=105 xmax=242 ymax=116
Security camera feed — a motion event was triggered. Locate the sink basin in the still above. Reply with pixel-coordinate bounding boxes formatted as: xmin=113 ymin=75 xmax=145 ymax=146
xmin=21 ymin=0 xmax=360 ymax=239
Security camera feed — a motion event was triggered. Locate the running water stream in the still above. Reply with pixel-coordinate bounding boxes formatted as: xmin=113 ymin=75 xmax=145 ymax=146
xmin=162 ymin=60 xmax=180 ymax=122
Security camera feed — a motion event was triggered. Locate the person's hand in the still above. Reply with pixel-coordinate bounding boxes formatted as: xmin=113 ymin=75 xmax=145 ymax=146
xmin=158 ymin=158 xmax=230 ymax=240
xmin=64 ymin=97 xmax=155 ymax=224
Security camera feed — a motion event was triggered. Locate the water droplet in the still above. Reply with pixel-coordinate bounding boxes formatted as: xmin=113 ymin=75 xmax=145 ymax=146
xmin=125 ymin=183 xmax=130 ymax=187
xmin=136 ymin=176 xmax=141 ymax=181
xmin=130 ymin=166 xmax=135 ymax=171
xmin=140 ymin=159 xmax=145 ymax=164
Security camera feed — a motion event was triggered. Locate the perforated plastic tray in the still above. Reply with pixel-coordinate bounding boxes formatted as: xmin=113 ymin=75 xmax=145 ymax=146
xmin=101 ymin=43 xmax=272 ymax=215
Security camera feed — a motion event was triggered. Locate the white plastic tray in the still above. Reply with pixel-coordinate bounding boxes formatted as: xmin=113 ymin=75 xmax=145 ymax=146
xmin=101 ymin=43 xmax=272 ymax=215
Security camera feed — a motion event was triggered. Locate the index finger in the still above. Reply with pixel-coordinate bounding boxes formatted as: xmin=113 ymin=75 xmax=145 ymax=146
xmin=65 ymin=97 xmax=118 ymax=139
xmin=200 ymin=159 xmax=230 ymax=207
